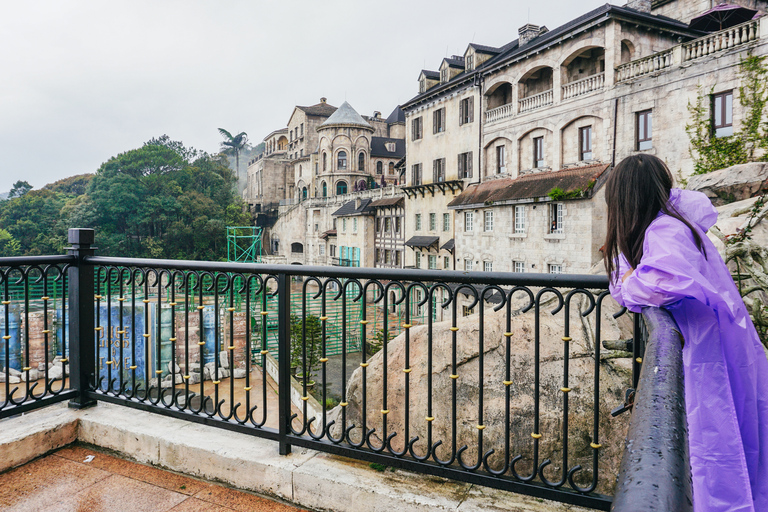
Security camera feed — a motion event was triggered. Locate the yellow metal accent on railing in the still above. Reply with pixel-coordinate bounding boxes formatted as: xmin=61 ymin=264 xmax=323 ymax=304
xmin=212 ymin=380 xmax=221 ymax=384
xmin=319 ymin=358 xmax=328 ymax=363
xmin=360 ymin=320 xmax=369 ymax=325
xmin=261 ymin=311 xmax=268 ymax=316
xmin=449 ymin=327 xmax=459 ymax=332
xmin=244 ymin=386 xmax=252 ymax=391
xmin=591 ymin=442 xmax=602 ymax=449
xmin=562 ymin=337 xmax=572 ymax=342
xmin=381 ymin=409 xmax=389 ymax=415
xmin=504 ymin=332 xmax=513 ymax=337
xmin=360 ymin=362 xmax=369 ymax=368
xmin=42 ymin=330 xmax=51 ymax=334
xmin=477 ymin=425 xmax=485 ymax=430
xmin=426 ymin=416 xmax=435 ymax=422
xmin=227 ymin=307 xmax=235 ymax=312
xmin=22 ymin=367 xmax=31 ymax=371
xmin=340 ymin=402 xmax=348 ymax=407
xmin=169 ymin=302 xmax=177 ymax=306
xmin=156 ymin=370 xmax=162 ymax=374
xmin=228 ymin=346 xmax=235 ymax=350
xmin=60 ymin=358 xmax=68 ymax=363
xmin=117 ymin=297 xmax=125 ymax=302
xmin=301 ymin=396 xmax=309 ymax=401
xmin=1 ymin=301 xmax=10 ymax=305
xmin=561 ymin=387 xmax=572 ymax=393
xmin=402 ymin=324 xmax=411 ymax=329
xmin=197 ymin=305 xmax=205 ymax=310
xmin=403 ymin=368 xmax=412 ymax=373
xmin=503 ymin=380 xmax=512 ymax=386
xmin=169 ymin=337 xmax=177 ymax=342
xmin=118 ymin=330 xmax=126 ymax=335
xmin=2 ymin=336 xmax=10 ymax=340
xmin=531 ymin=433 xmax=542 ymax=439
xmin=198 ymin=342 xmax=205 ymax=346
xmin=144 ymin=334 xmax=151 ymax=338
xmin=260 ymin=350 xmax=269 ymax=355
xmin=319 ymin=316 xmax=328 ymax=321
xmin=183 ymin=375 xmax=190 ymax=380
xmin=636 ymin=357 xmax=643 ymax=364
xmin=95 ymin=327 xmax=103 ymax=331
xmin=450 ymin=374 xmax=459 ymax=380
xmin=41 ymin=296 xmax=50 ymax=301
xmin=129 ymin=365 xmax=137 ymax=370
xmin=95 ymin=295 xmax=103 ymax=299
xmin=144 ymin=299 xmax=151 ymax=304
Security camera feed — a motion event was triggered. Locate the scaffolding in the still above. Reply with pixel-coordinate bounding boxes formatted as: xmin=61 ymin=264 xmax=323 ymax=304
xmin=227 ymin=226 xmax=263 ymax=263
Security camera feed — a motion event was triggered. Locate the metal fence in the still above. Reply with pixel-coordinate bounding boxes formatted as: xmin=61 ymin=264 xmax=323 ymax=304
xmin=0 ymin=228 xmax=690 ymax=511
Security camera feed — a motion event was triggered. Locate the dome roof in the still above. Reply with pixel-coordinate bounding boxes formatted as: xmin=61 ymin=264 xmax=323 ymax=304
xmin=319 ymin=101 xmax=373 ymax=130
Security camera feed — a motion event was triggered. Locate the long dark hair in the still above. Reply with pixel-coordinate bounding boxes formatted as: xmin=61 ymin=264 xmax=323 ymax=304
xmin=604 ymin=154 xmax=706 ymax=280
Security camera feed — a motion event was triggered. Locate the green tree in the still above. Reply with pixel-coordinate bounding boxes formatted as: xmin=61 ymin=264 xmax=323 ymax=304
xmin=0 ymin=229 xmax=21 ymax=256
xmin=218 ymin=128 xmax=249 ymax=183
xmin=8 ymin=181 xmax=32 ymax=199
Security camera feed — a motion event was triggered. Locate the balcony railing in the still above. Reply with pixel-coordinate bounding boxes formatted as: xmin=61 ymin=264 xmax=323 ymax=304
xmin=683 ymin=18 xmax=761 ymax=62
xmin=518 ymin=89 xmax=553 ymax=114
xmin=615 ymin=50 xmax=673 ymax=82
xmin=562 ymin=72 xmax=605 ymax=100
xmin=485 ymin=103 xmax=515 ymax=123
xmin=0 ymin=228 xmax=697 ymax=511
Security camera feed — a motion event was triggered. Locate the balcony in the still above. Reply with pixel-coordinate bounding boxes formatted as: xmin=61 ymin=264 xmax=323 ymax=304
xmin=0 ymin=228 xmax=691 ymax=511
xmin=518 ymin=88 xmax=553 ymax=114
xmin=562 ymin=72 xmax=605 ymax=100
xmin=485 ymin=103 xmax=515 ymax=123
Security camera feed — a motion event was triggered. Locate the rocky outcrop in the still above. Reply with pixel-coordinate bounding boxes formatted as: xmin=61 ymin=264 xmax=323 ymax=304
xmin=686 ymin=162 xmax=768 ymax=206
xmin=327 ymin=293 xmax=634 ymax=495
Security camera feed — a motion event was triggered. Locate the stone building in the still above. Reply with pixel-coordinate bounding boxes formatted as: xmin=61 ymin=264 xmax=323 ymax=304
xmin=403 ymin=0 xmax=767 ymax=274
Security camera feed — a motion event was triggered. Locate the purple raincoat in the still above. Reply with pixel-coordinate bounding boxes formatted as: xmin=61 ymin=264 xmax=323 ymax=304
xmin=609 ymin=189 xmax=768 ymax=512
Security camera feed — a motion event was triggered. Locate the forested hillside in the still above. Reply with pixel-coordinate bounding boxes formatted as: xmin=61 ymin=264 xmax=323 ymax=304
xmin=0 ymin=136 xmax=250 ymax=260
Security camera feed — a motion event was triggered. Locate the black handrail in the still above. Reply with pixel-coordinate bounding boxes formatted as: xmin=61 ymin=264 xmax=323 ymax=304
xmin=611 ymin=307 xmax=693 ymax=512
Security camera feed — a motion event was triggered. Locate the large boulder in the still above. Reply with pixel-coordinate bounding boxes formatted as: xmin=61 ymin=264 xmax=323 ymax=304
xmin=686 ymin=162 xmax=768 ymax=205
xmin=327 ymin=293 xmax=633 ymax=495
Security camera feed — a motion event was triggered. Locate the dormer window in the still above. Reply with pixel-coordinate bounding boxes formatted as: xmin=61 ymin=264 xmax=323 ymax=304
xmin=419 ymin=79 xmax=426 ymax=93
xmin=441 ymin=68 xmax=449 ymax=83
xmin=385 ymin=142 xmax=396 ymax=152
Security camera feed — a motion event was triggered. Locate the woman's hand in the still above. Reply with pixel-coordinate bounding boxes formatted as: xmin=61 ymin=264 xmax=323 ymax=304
xmin=622 ymin=269 xmax=634 ymax=283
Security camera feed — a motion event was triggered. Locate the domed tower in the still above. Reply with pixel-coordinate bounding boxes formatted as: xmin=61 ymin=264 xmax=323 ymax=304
xmin=316 ymin=101 xmax=375 ymax=197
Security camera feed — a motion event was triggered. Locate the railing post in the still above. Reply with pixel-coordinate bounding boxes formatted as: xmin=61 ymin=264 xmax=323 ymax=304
xmin=277 ymin=272 xmax=292 ymax=455
xmin=67 ymin=228 xmax=97 ymax=409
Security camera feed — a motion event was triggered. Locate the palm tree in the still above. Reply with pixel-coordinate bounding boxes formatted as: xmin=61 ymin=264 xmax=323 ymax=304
xmin=218 ymin=128 xmax=249 ymax=183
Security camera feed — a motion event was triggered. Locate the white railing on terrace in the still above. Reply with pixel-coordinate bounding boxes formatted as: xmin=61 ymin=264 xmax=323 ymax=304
xmin=683 ymin=18 xmax=760 ymax=61
xmin=518 ymin=89 xmax=553 ymax=114
xmin=485 ymin=103 xmax=515 ymax=123
xmin=562 ymin=72 xmax=605 ymax=100
xmin=615 ymin=49 xmax=674 ymax=82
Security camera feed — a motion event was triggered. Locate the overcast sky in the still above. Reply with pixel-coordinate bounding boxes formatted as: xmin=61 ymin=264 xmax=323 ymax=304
xmin=0 ymin=0 xmax=612 ymax=193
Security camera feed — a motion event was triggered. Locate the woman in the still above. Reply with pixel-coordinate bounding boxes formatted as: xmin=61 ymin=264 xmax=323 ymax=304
xmin=605 ymin=154 xmax=768 ymax=512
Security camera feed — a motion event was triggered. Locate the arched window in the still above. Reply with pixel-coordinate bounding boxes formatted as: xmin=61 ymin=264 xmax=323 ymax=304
xmin=376 ymin=161 xmax=383 ymax=174
xmin=291 ymin=243 xmax=304 ymax=254
xmin=336 ymin=181 xmax=348 ymax=195
xmin=358 ymin=152 xmax=365 ymax=171
xmin=322 ymin=181 xmax=327 ymax=197
xmin=323 ymin=152 xmax=327 ymax=172
xmin=388 ymin=162 xmax=394 ymax=174
xmin=338 ymin=151 xmax=347 ymax=170
xmin=302 ymin=187 xmax=307 ymax=199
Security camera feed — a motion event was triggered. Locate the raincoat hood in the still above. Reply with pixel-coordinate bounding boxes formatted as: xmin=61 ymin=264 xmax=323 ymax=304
xmin=668 ymin=188 xmax=718 ymax=232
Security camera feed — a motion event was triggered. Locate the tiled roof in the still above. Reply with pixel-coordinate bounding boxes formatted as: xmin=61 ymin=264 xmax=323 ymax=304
xmin=404 ymin=236 xmax=440 ymax=249
xmin=319 ymin=229 xmax=337 ymax=240
xmin=468 ymin=43 xmax=501 ymax=54
xmin=440 ymin=239 xmax=455 ymax=252
xmin=386 ymin=106 xmax=405 ymax=124
xmin=332 ymin=198 xmax=374 ymax=217
xmin=448 ymin=163 xmax=610 ymax=209
xmin=443 ymin=56 xmax=465 ymax=68
xmin=369 ymin=197 xmax=403 ymax=208
xmin=297 ymin=102 xmax=338 ymax=117
xmin=320 ymin=102 xmax=373 ymax=130
xmin=420 ymin=70 xmax=439 ymax=79
xmin=370 ymin=137 xmax=406 ymax=158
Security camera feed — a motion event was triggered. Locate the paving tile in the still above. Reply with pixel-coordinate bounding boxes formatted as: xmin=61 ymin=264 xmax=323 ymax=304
xmin=0 ymin=454 xmax=110 ymax=510
xmin=39 ymin=474 xmax=187 ymax=512
xmin=194 ymin=484 xmax=308 ymax=512
xmin=55 ymin=445 xmax=208 ymax=495
xmin=168 ymin=497 xmax=236 ymax=511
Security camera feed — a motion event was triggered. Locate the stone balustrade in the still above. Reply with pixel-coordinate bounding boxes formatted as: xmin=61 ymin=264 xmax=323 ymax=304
xmin=683 ymin=18 xmax=760 ymax=62
xmin=561 ymin=72 xmax=605 ymax=100
xmin=615 ymin=49 xmax=673 ymax=82
xmin=484 ymin=103 xmax=515 ymax=123
xmin=518 ymin=89 xmax=553 ymax=114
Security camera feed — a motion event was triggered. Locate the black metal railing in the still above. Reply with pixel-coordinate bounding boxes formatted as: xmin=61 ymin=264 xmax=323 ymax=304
xmin=0 ymin=228 xmax=690 ymax=511
xmin=611 ymin=308 xmax=693 ymax=512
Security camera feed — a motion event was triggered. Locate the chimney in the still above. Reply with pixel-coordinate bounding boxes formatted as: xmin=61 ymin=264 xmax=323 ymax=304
xmin=320 ymin=97 xmax=327 ymax=103
xmin=373 ymin=111 xmax=381 ymax=119
xmin=624 ymin=0 xmax=651 ymax=13
xmin=518 ymin=24 xmax=542 ymax=46
xmin=355 ymin=198 xmax=361 ymax=209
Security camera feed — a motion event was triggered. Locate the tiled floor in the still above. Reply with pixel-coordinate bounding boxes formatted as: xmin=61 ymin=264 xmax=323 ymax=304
xmin=0 ymin=445 xmax=309 ymax=512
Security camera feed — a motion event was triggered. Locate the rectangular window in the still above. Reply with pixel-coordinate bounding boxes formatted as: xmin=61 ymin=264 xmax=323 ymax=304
xmin=353 ymin=218 xmax=358 ymax=233
xmin=433 ymin=108 xmax=445 ymax=134
xmin=713 ymin=91 xmax=733 ymax=138
xmin=637 ymin=110 xmax=653 ymax=150
xmin=496 ymin=145 xmax=506 ymax=174
xmin=375 ymin=249 xmax=381 ymax=264
xmin=579 ymin=126 xmax=593 ymax=161
xmin=415 ymin=252 xmax=421 ymax=269
xmin=330 ymin=244 xmax=336 ymax=257
xmin=459 ymin=97 xmax=474 ymax=124
xmin=443 ymin=213 xmax=450 ymax=232
xmin=549 ymin=203 xmax=564 ymax=234
xmin=465 ymin=259 xmax=473 ymax=271
xmin=415 ymin=213 xmax=422 ymax=231
xmin=465 ymin=211 xmax=474 ymax=232
xmin=411 ymin=163 xmax=422 ymax=186
xmin=533 ymin=137 xmax=544 ymax=168
xmin=484 ymin=261 xmax=493 ymax=272
xmin=428 ymin=255 xmax=437 ymax=269
xmin=484 ymin=210 xmax=493 ymax=232
xmin=514 ymin=205 xmax=526 ymax=234
xmin=412 ymin=117 xmax=423 ymax=140
xmin=465 ymin=54 xmax=474 ymax=71
xmin=548 ymin=264 xmax=563 ymax=274
xmin=462 ymin=305 xmax=474 ymax=317
xmin=441 ymin=68 xmax=449 ymax=83
xmin=433 ymin=158 xmax=446 ymax=182
xmin=395 ymin=216 xmax=401 ymax=233
xmin=513 ymin=261 xmax=525 ymax=273
xmin=395 ymin=250 xmax=401 ymax=266
xmin=458 ymin=151 xmax=473 ymax=178
xmin=376 ymin=218 xmax=381 ymax=232
xmin=429 ymin=213 xmax=436 ymax=231
xmin=444 ymin=256 xmax=450 ymax=269
xmin=319 ymin=244 xmax=325 ymax=256
xmin=384 ymin=217 xmax=392 ymax=233
xmin=342 ymin=219 xmax=347 ymax=232
xmin=385 ymin=250 xmax=392 ymax=265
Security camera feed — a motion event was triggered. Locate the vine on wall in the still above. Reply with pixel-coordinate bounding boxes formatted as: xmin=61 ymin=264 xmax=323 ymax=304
xmin=686 ymin=54 xmax=768 ymax=175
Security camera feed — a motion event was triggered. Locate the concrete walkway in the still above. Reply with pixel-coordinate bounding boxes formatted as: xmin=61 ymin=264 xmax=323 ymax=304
xmin=0 ymin=403 xmax=594 ymax=512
